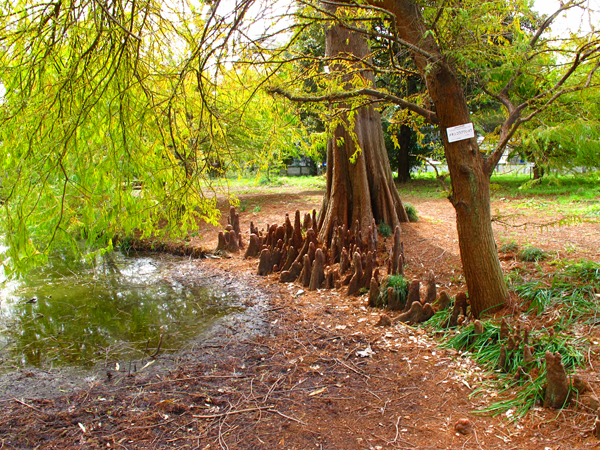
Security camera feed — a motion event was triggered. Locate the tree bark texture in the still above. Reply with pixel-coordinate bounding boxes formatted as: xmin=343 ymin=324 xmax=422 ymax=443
xmin=317 ymin=4 xmax=409 ymax=245
xmin=371 ymin=0 xmax=508 ymax=317
xmin=397 ymin=125 xmax=411 ymax=183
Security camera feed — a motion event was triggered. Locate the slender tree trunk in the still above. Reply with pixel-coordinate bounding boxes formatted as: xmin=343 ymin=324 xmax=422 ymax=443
xmin=317 ymin=5 xmax=408 ymax=245
xmin=397 ymin=124 xmax=411 ymax=183
xmin=373 ymin=0 xmax=508 ymax=317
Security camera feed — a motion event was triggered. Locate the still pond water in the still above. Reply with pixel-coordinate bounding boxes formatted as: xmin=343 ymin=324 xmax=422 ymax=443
xmin=0 ymin=250 xmax=238 ymax=372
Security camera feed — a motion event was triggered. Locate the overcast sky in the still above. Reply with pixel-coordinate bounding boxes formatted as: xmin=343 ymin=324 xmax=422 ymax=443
xmin=533 ymin=0 xmax=599 ymax=36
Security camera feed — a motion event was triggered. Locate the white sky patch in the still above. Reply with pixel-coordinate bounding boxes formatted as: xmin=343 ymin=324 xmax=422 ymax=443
xmin=533 ymin=0 xmax=599 ymax=36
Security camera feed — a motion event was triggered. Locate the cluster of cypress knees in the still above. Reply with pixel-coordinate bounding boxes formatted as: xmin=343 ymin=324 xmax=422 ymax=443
xmin=216 ymin=206 xmax=465 ymax=325
xmin=216 ymin=206 xmax=588 ymax=414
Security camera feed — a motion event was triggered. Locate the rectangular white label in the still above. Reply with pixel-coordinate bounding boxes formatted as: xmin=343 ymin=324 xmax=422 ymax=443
xmin=447 ymin=123 xmax=475 ymax=143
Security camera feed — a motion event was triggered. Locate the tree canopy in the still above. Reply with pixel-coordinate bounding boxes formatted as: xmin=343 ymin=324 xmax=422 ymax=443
xmin=0 ymin=0 xmax=299 ymax=275
xmin=1 ymin=0 xmax=599 ymax=282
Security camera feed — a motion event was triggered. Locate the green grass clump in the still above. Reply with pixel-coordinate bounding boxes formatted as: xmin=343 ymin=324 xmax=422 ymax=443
xmin=376 ymin=275 xmax=409 ymax=308
xmin=442 ymin=320 xmax=585 ymax=419
xmin=424 ymin=259 xmax=599 ymax=420
xmin=518 ymin=246 xmax=547 ymax=262
xmin=378 ymin=222 xmax=393 ymax=238
xmin=404 ymin=203 xmax=419 ymax=222
xmin=499 ymin=241 xmax=519 ymax=253
xmin=561 ymin=259 xmax=600 ymax=283
xmin=513 ymin=260 xmax=600 ymax=319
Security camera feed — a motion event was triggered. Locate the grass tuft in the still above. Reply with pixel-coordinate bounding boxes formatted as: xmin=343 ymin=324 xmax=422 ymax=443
xmin=424 ymin=260 xmax=600 ymax=419
xmin=513 ymin=260 xmax=600 ymax=319
xmin=378 ymin=222 xmax=393 ymax=238
xmin=376 ymin=274 xmax=409 ymax=308
xmin=518 ymin=246 xmax=547 ymax=262
xmin=404 ymin=203 xmax=419 ymax=222
xmin=499 ymin=241 xmax=518 ymax=253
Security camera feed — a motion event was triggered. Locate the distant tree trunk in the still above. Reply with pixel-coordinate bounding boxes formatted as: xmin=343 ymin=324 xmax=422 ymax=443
xmin=397 ymin=124 xmax=411 ymax=183
xmin=317 ymin=5 xmax=409 ymax=244
xmin=532 ymin=164 xmax=544 ymax=180
xmin=374 ymin=0 xmax=508 ymax=317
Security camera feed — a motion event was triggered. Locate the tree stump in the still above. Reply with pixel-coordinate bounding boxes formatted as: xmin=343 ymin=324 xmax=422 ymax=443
xmin=257 ymin=249 xmax=272 ymax=276
xmin=498 ymin=345 xmax=507 ymax=371
xmin=523 ymin=345 xmax=534 ymax=368
xmin=229 ymin=206 xmax=243 ymax=249
xmin=424 ymin=271 xmax=436 ymax=304
xmin=435 ymin=291 xmax=452 ymax=311
xmin=309 ymin=248 xmax=325 ymax=291
xmin=303 ymin=212 xmax=311 ymax=230
xmin=347 ymin=251 xmax=363 ymax=296
xmin=293 ymin=210 xmax=303 ymax=250
xmin=283 ymin=213 xmax=293 ymax=245
xmin=544 ymin=351 xmax=570 ymax=409
xmin=455 ymin=292 xmax=468 ymax=317
xmin=280 ymin=245 xmax=298 ymax=272
xmin=391 ymin=225 xmax=402 ymax=275
xmin=300 ymin=254 xmax=312 ymax=288
xmin=446 ymin=293 xmax=466 ymax=328
xmin=244 ymin=234 xmax=261 ymax=258
xmin=216 ymin=231 xmax=228 ymax=252
xmin=360 ymin=251 xmax=374 ymax=290
xmin=280 ymin=261 xmax=302 ymax=283
xmin=339 ymin=248 xmax=350 ymax=275
xmin=397 ymin=301 xmax=434 ymax=324
xmin=387 ymin=287 xmax=401 ymax=310
xmin=404 ymin=280 xmax=420 ymax=312
xmin=226 ymin=230 xmax=239 ymax=253
xmin=368 ymin=277 xmax=380 ymax=307
xmin=500 ymin=318 xmax=511 ymax=340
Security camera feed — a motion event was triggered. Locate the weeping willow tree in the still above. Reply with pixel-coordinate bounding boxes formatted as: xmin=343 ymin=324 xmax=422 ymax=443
xmin=0 ymin=0 xmax=298 ymax=275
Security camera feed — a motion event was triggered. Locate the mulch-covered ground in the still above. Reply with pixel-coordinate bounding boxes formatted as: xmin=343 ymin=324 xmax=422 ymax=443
xmin=1 ymin=184 xmax=599 ymax=449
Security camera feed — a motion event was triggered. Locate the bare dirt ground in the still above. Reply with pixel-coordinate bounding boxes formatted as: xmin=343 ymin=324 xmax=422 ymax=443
xmin=0 ymin=182 xmax=599 ymax=449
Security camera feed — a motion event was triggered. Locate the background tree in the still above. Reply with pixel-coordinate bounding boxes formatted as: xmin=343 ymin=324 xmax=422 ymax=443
xmin=513 ymin=87 xmax=600 ymax=177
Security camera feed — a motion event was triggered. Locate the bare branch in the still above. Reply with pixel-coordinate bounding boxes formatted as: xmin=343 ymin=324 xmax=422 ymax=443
xmin=297 ymin=0 xmax=438 ymax=62
xmin=529 ymin=1 xmax=586 ymax=48
xmin=268 ymin=87 xmax=439 ymax=124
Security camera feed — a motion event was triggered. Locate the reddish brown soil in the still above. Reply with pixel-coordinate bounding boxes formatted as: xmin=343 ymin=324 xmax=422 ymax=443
xmin=0 ymin=183 xmax=599 ymax=449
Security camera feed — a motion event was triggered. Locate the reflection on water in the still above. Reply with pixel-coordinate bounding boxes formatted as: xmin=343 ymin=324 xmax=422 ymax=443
xmin=0 ymin=251 xmax=237 ymax=371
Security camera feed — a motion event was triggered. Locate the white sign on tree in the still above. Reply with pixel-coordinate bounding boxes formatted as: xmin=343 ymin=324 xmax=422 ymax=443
xmin=447 ymin=123 xmax=475 ymax=143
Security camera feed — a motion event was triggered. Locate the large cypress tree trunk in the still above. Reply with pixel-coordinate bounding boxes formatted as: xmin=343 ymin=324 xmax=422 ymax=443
xmin=373 ymin=0 xmax=508 ymax=317
xmin=317 ymin=6 xmax=409 ymax=245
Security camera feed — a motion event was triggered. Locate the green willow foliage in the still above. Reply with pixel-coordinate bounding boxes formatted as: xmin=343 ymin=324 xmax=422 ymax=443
xmin=0 ymin=0 xmax=298 ymax=275
xmin=515 ymin=88 xmax=600 ymax=170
